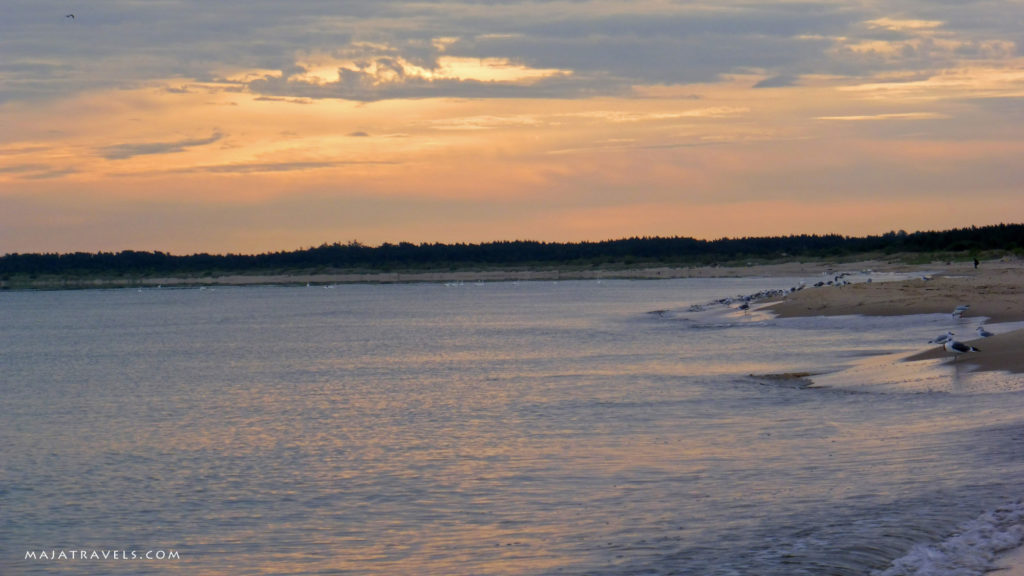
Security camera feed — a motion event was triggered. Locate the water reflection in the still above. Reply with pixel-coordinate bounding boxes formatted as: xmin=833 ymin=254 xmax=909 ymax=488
xmin=5 ymin=283 xmax=1024 ymax=575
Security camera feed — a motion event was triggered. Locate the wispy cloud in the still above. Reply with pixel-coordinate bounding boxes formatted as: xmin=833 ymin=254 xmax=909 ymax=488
xmin=0 ymin=161 xmax=77 ymax=179
xmin=99 ymin=132 xmax=224 ymax=160
xmin=842 ymin=67 xmax=1024 ymax=101
xmin=0 ymin=163 xmax=77 ymax=180
xmin=168 ymin=160 xmax=399 ymax=175
xmin=753 ymin=75 xmax=800 ymax=88
xmin=866 ymin=17 xmax=944 ymax=32
xmin=816 ymin=112 xmax=950 ymax=121
xmin=430 ymin=114 xmax=545 ymax=131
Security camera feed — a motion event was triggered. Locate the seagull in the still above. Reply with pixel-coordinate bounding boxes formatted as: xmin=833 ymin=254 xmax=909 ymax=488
xmin=944 ymin=339 xmax=980 ymax=362
xmin=976 ymin=326 xmax=994 ymax=338
xmin=929 ymin=331 xmax=955 ymax=345
xmin=952 ymin=304 xmax=970 ymax=318
xmin=65 ymin=13 xmax=75 ymax=20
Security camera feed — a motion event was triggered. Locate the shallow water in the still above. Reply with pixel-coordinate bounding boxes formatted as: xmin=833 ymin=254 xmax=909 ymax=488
xmin=3 ymin=278 xmax=1024 ymax=575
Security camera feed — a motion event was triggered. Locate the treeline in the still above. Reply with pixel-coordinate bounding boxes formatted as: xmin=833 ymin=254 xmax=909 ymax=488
xmin=2 ymin=224 xmax=1022 ymax=278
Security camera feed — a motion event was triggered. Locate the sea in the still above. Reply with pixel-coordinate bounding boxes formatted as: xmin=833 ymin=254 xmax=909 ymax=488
xmin=4 ymin=275 xmax=1024 ymax=576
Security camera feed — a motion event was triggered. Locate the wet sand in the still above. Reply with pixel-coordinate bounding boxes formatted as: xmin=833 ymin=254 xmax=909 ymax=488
xmin=993 ymin=546 xmax=1024 ymax=575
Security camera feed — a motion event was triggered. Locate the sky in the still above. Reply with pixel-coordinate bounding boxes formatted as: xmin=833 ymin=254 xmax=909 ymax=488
xmin=2 ymin=1 xmax=1024 ymax=255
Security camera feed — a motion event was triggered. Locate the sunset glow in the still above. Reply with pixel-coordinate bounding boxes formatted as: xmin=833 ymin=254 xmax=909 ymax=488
xmin=2 ymin=1 xmax=1023 ymax=254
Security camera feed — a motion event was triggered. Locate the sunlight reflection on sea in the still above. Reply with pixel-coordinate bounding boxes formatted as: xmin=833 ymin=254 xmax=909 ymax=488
xmin=3 ymin=279 xmax=1024 ymax=575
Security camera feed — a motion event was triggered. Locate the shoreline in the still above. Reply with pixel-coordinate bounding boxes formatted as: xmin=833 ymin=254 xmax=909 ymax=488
xmin=6 ymin=255 xmax=1023 ymax=373
xmin=763 ymin=257 xmax=1024 ymax=374
xmin=5 ymin=263 xmax=829 ymax=291
xmin=0 ymin=256 xmax=992 ymax=290
xmin=760 ymin=258 xmax=1024 ymax=573
xmin=993 ymin=545 xmax=1024 ymax=576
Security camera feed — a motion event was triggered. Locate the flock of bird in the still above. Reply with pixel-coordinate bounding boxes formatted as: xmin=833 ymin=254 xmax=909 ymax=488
xmin=929 ymin=304 xmax=993 ymax=362
xmin=694 ymin=276 xmax=992 ymax=366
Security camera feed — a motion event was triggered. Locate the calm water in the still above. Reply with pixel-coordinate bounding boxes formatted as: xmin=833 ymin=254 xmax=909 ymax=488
xmin=4 ymin=277 xmax=1024 ymax=575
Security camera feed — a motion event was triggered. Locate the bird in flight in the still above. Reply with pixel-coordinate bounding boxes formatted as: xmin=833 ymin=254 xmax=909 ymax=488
xmin=65 ymin=13 xmax=75 ymax=20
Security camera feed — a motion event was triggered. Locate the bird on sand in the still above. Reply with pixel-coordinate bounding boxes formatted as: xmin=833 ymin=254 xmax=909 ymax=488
xmin=952 ymin=304 xmax=970 ymax=318
xmin=944 ymin=339 xmax=980 ymax=362
xmin=929 ymin=331 xmax=955 ymax=345
xmin=976 ymin=326 xmax=995 ymax=338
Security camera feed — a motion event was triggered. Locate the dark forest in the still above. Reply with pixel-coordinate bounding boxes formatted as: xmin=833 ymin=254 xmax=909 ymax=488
xmin=2 ymin=224 xmax=1022 ymax=279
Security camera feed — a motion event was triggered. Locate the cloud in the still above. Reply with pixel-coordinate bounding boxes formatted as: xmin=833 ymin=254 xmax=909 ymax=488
xmin=0 ymin=1 xmax=856 ymax=102
xmin=0 ymin=163 xmax=77 ymax=180
xmin=6 ymin=0 xmax=1023 ymax=105
xmin=866 ymin=17 xmax=945 ymax=32
xmin=253 ymin=96 xmax=314 ymax=105
xmin=567 ymin=107 xmax=749 ymax=123
xmin=247 ymin=70 xmax=594 ymax=101
xmin=0 ymin=163 xmax=48 ymax=175
xmin=243 ymin=51 xmax=581 ymax=101
xmin=841 ymin=66 xmax=1024 ymax=101
xmin=21 ymin=168 xmax=78 ymax=180
xmin=225 ymin=2 xmax=854 ymax=102
xmin=753 ymin=74 xmax=800 ymax=88
xmin=816 ymin=112 xmax=950 ymax=121
xmin=429 ymin=114 xmax=545 ymax=131
xmin=99 ymin=132 xmax=224 ymax=160
xmin=166 ymin=160 xmax=399 ymax=175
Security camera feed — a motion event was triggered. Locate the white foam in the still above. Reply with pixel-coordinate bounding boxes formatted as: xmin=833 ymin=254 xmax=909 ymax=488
xmin=873 ymin=500 xmax=1024 ymax=576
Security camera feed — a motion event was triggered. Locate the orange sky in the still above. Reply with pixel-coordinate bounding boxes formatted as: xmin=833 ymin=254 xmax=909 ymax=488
xmin=2 ymin=2 xmax=1023 ymax=254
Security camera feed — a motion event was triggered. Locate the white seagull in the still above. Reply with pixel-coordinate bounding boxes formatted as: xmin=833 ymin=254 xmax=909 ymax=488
xmin=952 ymin=304 xmax=970 ymax=318
xmin=976 ymin=326 xmax=995 ymax=338
xmin=929 ymin=331 xmax=955 ymax=345
xmin=944 ymin=339 xmax=980 ymax=362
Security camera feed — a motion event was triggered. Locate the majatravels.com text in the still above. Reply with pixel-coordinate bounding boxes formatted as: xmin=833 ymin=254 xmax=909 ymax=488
xmin=25 ymin=549 xmax=180 ymax=561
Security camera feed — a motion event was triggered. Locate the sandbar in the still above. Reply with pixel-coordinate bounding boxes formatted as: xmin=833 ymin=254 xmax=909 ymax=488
xmin=765 ymin=258 xmax=1024 ymax=373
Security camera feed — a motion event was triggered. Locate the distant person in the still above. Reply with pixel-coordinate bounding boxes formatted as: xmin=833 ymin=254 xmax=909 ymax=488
xmin=974 ymin=258 xmax=979 ymax=269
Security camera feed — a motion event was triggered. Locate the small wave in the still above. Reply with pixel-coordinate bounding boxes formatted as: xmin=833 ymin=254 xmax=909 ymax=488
xmin=873 ymin=500 xmax=1024 ymax=576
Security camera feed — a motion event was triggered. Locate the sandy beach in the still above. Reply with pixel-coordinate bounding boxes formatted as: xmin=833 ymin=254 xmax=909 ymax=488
xmin=3 ymin=255 xmax=994 ymax=289
xmin=131 ymin=259 xmax=937 ymax=287
xmin=765 ymin=257 xmax=1024 ymax=373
